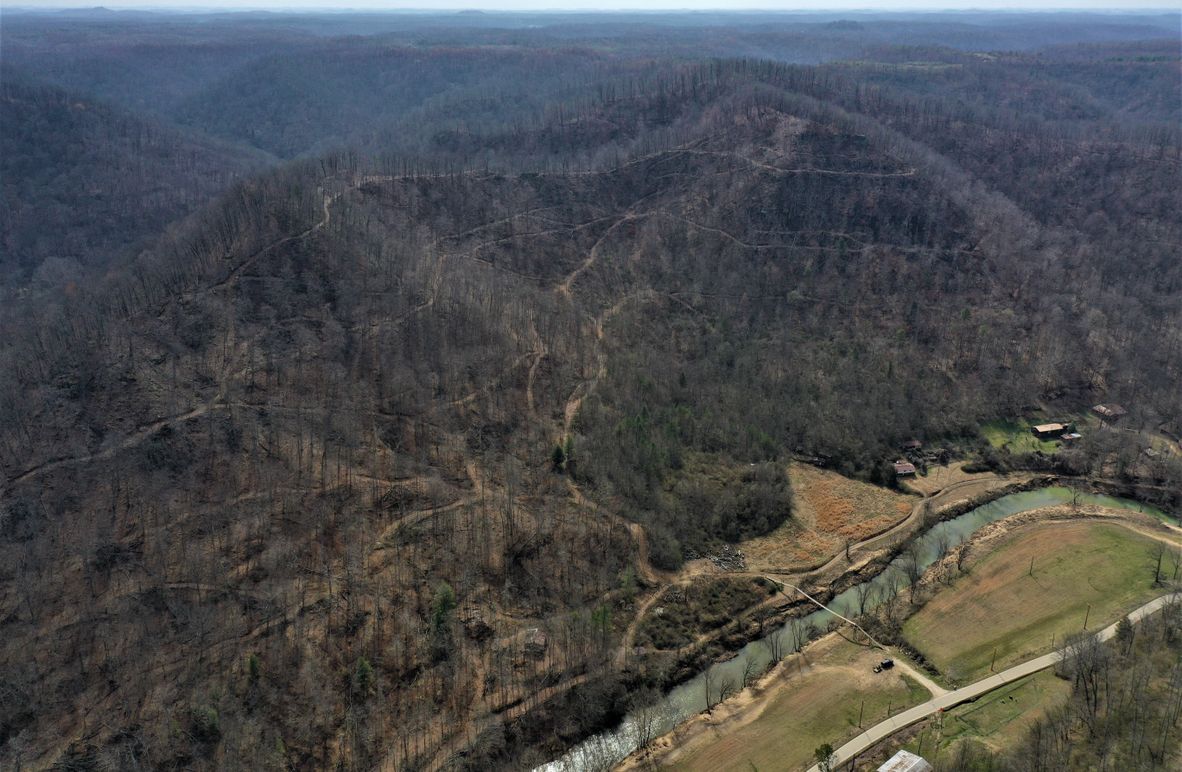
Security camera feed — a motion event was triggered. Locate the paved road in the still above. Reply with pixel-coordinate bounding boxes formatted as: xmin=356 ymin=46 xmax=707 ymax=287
xmin=804 ymin=592 xmax=1180 ymax=772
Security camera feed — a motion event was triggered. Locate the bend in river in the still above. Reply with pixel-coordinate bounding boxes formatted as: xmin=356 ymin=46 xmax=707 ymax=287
xmin=537 ymin=487 xmax=1169 ymax=771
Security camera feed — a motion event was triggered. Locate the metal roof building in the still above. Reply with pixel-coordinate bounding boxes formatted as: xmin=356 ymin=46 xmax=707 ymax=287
xmin=1093 ymin=403 xmax=1128 ymax=420
xmin=877 ymin=750 xmax=933 ymax=772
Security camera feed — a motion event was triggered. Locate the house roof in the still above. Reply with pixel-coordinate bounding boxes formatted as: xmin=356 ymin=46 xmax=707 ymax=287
xmin=1093 ymin=403 xmax=1128 ymax=417
xmin=894 ymin=461 xmax=916 ymax=474
xmin=1032 ymin=422 xmax=1066 ymax=434
xmin=878 ymin=750 xmax=933 ymax=772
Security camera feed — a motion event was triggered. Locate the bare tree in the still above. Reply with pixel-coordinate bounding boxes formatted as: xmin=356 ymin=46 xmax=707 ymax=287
xmin=717 ymin=674 xmax=738 ymax=704
xmin=900 ymin=543 xmax=923 ymax=603
xmin=761 ymin=629 xmax=785 ymax=667
xmin=880 ymin=570 xmax=902 ymax=623
xmin=1149 ymin=541 xmax=1167 ymax=585
xmin=788 ymin=617 xmax=813 ymax=654
xmin=855 ymin=582 xmax=876 ymax=616
xmin=933 ymin=528 xmax=951 ymax=562
xmin=632 ymin=694 xmax=666 ymax=750
xmin=741 ymin=654 xmax=759 ymax=688
xmin=955 ymin=539 xmax=970 ymax=575
xmin=703 ymin=668 xmax=717 ymax=713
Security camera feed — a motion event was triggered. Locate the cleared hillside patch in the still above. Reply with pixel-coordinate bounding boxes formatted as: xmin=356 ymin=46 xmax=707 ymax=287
xmin=903 ymin=521 xmax=1168 ymax=683
xmin=634 ymin=577 xmax=776 ymax=650
xmin=743 ymin=462 xmax=915 ymax=570
xmin=981 ymin=418 xmax=1062 ymax=454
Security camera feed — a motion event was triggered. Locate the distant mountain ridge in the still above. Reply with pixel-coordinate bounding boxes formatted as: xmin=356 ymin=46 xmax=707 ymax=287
xmin=0 ymin=14 xmax=1178 ymax=770
xmin=0 ymin=72 xmax=270 ymax=291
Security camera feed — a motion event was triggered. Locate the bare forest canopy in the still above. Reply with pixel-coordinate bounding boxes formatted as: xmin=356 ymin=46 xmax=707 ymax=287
xmin=0 ymin=10 xmax=1180 ymax=771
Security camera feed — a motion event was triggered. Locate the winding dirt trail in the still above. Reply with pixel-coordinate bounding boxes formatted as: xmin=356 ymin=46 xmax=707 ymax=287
xmin=557 ymin=214 xmax=635 ymax=296
xmin=5 ymin=402 xmax=220 ymax=491
xmin=678 ymin=148 xmax=918 ymax=179
xmin=3 ymin=173 xmax=390 ymax=497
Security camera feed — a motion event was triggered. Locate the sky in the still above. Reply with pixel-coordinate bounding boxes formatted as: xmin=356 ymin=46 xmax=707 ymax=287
xmin=8 ymin=1 xmax=1181 ymax=11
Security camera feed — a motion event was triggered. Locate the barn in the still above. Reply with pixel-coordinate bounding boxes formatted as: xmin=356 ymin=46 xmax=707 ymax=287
xmin=1093 ymin=403 xmax=1128 ymax=421
xmin=1031 ymin=422 xmax=1067 ymax=439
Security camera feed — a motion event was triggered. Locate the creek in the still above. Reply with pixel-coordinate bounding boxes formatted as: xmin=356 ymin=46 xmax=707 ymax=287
xmin=537 ymin=487 xmax=1167 ymax=771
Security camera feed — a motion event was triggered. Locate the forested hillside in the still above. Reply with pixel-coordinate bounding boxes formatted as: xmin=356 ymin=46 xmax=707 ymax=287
xmin=0 ymin=75 xmax=269 ymax=291
xmin=0 ymin=10 xmax=1179 ymax=772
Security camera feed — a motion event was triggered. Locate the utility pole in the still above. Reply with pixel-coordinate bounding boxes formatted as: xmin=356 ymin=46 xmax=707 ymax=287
xmin=1083 ymin=603 xmax=1091 ymax=630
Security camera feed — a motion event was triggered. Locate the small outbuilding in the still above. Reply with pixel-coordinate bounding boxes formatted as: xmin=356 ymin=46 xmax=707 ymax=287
xmin=1032 ymin=422 xmax=1068 ymax=439
xmin=1093 ymin=403 xmax=1128 ymax=421
xmin=878 ymin=750 xmax=933 ymax=772
xmin=1061 ymin=432 xmax=1082 ymax=442
xmin=893 ymin=460 xmax=917 ymax=477
xmin=902 ymin=439 xmax=923 ymax=451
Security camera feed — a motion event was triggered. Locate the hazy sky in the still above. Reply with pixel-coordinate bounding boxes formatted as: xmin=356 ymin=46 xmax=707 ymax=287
xmin=9 ymin=1 xmax=1181 ymax=11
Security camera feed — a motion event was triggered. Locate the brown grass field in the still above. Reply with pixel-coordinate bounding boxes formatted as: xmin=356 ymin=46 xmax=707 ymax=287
xmin=900 ymin=460 xmax=1011 ymax=498
xmin=743 ymin=462 xmax=915 ymax=570
xmin=658 ymin=635 xmax=929 ymax=772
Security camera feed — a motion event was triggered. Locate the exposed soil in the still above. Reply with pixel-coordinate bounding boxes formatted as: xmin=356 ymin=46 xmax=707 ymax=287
xmin=613 ymin=498 xmax=1178 ymax=771
xmin=743 ymin=462 xmax=916 ymax=571
xmin=621 ymin=633 xmax=914 ymax=771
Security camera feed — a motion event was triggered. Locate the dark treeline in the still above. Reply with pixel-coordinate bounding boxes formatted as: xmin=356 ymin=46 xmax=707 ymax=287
xmin=0 ymin=12 xmax=1179 ymax=771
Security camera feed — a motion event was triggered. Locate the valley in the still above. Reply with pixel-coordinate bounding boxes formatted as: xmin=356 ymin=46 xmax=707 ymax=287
xmin=0 ymin=7 xmax=1180 ymax=772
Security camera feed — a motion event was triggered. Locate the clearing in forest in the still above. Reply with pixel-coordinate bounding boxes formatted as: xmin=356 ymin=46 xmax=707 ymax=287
xmin=663 ymin=636 xmax=929 ymax=772
xmin=743 ymin=462 xmax=915 ymax=570
xmin=903 ymin=521 xmax=1171 ymax=683
xmin=899 ymin=460 xmax=1009 ymax=499
xmin=980 ymin=418 xmax=1063 ymax=454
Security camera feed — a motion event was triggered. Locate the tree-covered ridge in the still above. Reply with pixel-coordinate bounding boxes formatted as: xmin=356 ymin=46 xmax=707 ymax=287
xmin=0 ymin=15 xmax=1179 ymax=771
xmin=0 ymin=74 xmax=269 ymax=290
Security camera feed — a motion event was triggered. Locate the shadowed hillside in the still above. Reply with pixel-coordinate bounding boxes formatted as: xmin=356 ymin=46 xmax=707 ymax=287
xmin=0 ymin=14 xmax=1180 ymax=771
xmin=0 ymin=75 xmax=270 ymax=291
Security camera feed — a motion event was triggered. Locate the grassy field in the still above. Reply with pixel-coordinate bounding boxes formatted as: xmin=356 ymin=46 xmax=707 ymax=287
xmin=903 ymin=521 xmax=1169 ymax=683
xmin=667 ymin=637 xmax=929 ymax=772
xmin=896 ymin=671 xmax=1070 ymax=763
xmin=898 ymin=460 xmax=1006 ymax=498
xmin=743 ymin=462 xmax=915 ymax=570
xmin=981 ymin=419 xmax=1062 ymax=454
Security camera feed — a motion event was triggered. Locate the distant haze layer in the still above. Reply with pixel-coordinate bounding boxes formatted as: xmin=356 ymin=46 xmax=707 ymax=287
xmin=8 ymin=2 xmax=1182 ymax=12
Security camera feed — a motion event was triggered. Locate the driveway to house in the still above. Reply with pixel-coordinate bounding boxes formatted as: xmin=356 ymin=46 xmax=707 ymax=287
xmin=804 ymin=591 xmax=1180 ymax=772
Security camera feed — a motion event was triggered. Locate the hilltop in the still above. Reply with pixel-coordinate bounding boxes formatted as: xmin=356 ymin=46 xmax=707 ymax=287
xmin=0 ymin=15 xmax=1180 ymax=771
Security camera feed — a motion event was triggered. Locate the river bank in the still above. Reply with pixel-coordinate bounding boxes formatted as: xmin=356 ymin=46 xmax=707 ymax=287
xmin=616 ymin=501 xmax=1178 ymax=771
xmin=537 ymin=484 xmax=1174 ymax=771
